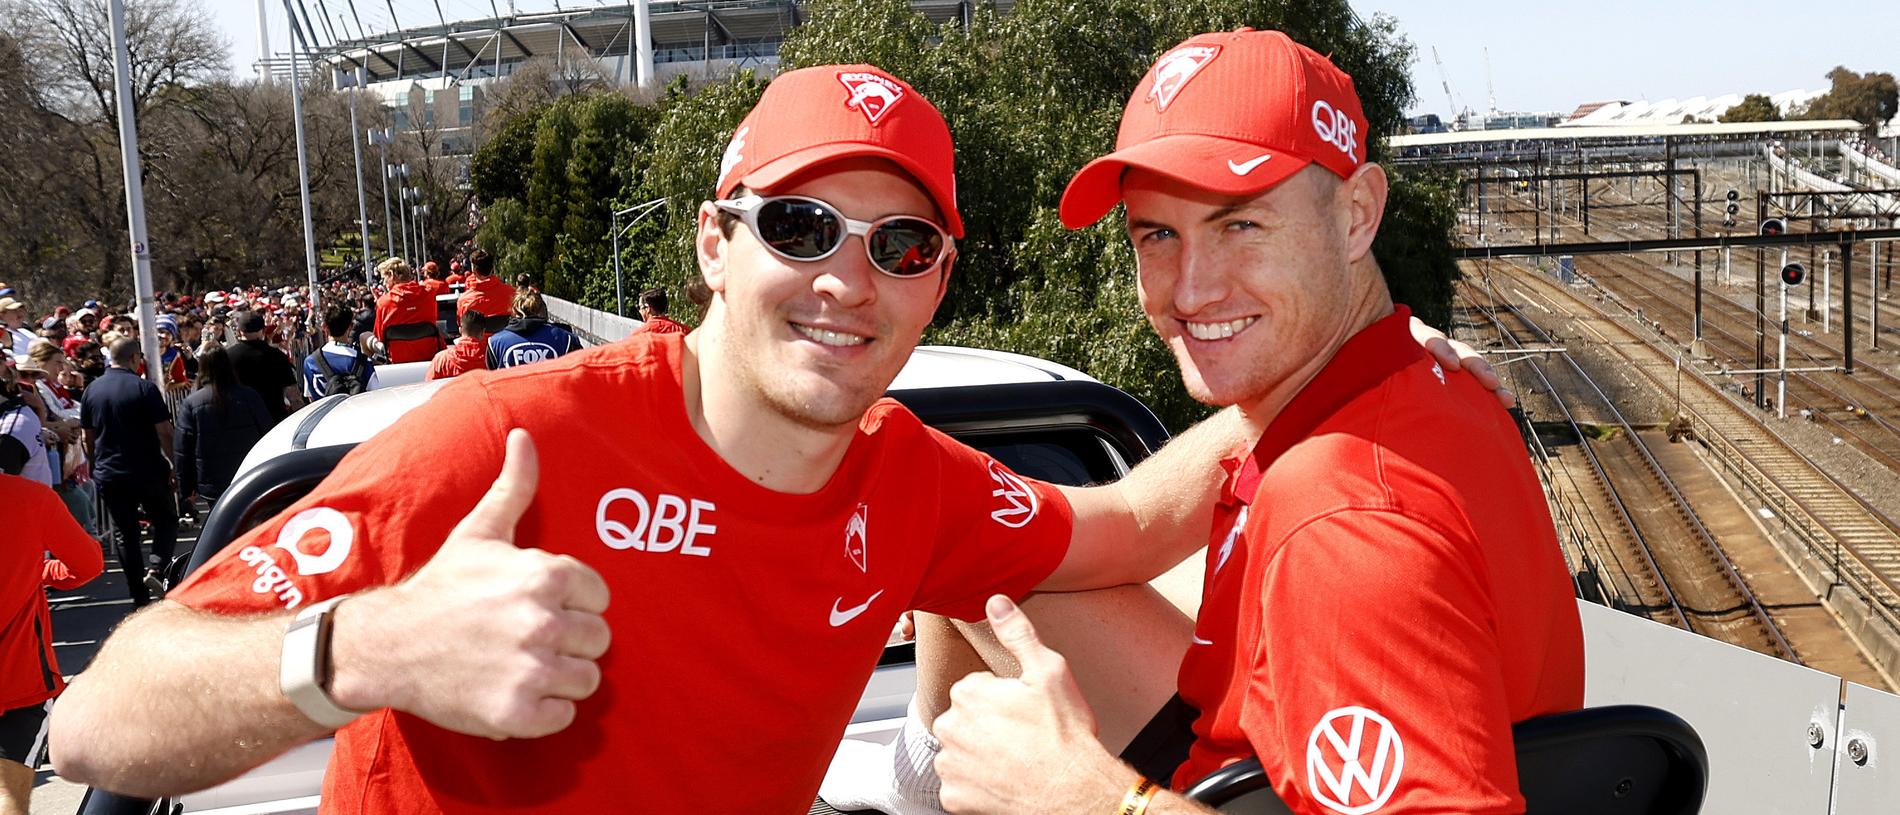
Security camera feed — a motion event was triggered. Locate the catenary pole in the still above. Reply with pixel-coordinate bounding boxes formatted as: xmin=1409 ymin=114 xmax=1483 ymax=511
xmin=344 ymin=68 xmax=374 ymax=283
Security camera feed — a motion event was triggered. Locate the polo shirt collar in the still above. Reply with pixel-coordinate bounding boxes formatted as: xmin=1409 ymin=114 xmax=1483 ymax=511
xmin=1236 ymin=305 xmax=1423 ymax=496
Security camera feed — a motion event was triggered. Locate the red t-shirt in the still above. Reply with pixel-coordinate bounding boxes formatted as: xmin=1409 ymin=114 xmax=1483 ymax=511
xmin=419 ymin=278 xmax=450 ymax=297
xmin=425 ymin=336 xmax=488 ymax=381
xmin=636 ymin=315 xmax=689 ymax=335
xmin=375 ymin=281 xmax=444 ymax=364
xmin=1171 ymin=308 xmax=1584 ymax=814
xmin=1 ymin=475 xmax=104 ymax=711
xmin=170 ymin=332 xmax=1074 ymax=813
xmin=445 ymin=273 xmax=465 ymax=287
xmin=456 ymin=276 xmax=516 ymax=321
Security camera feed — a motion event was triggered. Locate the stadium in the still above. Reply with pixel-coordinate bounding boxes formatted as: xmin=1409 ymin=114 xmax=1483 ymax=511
xmin=262 ymin=0 xmax=1002 ymax=152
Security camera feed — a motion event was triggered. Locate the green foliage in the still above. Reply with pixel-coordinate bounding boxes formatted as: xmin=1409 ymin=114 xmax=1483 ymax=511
xmin=469 ymin=105 xmax=545 ymax=204
xmin=472 ymin=92 xmax=656 ymax=300
xmin=1719 ymin=93 xmax=1781 ymax=124
xmin=1802 ymin=67 xmax=1899 ymax=136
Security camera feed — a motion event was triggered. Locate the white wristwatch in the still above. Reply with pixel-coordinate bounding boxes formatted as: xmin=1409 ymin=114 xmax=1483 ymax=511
xmin=280 ymin=595 xmax=365 ymax=730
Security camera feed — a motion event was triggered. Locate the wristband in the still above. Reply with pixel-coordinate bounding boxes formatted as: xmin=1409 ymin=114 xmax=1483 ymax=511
xmin=1117 ymin=777 xmax=1159 ymax=815
xmin=280 ymin=595 xmax=365 ymax=730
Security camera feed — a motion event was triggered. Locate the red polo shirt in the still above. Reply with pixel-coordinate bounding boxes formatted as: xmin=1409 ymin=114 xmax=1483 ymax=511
xmin=456 ymin=276 xmax=516 ymax=321
xmin=1172 ymin=307 xmax=1584 ymax=815
xmin=419 ymin=278 xmax=449 ymax=297
xmin=426 ymin=336 xmax=487 ymax=381
xmin=169 ymin=332 xmax=1074 ymax=813
xmin=375 ymin=281 xmax=444 ymax=363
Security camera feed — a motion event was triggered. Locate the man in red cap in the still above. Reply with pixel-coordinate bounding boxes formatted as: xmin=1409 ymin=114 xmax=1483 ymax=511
xmin=889 ymin=30 xmax=1582 ymax=815
xmin=51 ymin=63 xmax=1276 ymax=813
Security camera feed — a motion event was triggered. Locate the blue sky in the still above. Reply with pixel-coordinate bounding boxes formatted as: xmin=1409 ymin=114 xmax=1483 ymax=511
xmin=1357 ymin=0 xmax=1897 ymax=116
xmin=207 ymin=0 xmax=1897 ymax=117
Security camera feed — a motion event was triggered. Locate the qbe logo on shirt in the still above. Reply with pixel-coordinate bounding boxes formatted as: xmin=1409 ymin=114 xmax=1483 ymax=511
xmin=1306 ymin=706 xmax=1405 ymax=815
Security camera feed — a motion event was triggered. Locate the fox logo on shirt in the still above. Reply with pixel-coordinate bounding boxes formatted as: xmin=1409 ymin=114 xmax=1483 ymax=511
xmin=502 ymin=342 xmax=558 ymax=367
xmin=838 ymin=72 xmax=905 ymax=125
xmin=1147 ymin=45 xmax=1220 ymax=112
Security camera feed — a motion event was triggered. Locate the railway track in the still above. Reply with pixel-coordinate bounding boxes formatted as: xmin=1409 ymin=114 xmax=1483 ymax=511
xmin=1459 ymin=280 xmax=1797 ymax=660
xmin=1467 ymin=260 xmax=1900 ymax=688
xmin=1484 ymin=192 xmax=1900 ymax=475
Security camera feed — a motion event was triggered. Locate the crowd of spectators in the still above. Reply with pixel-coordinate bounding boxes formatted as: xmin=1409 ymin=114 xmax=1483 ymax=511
xmin=2 ymin=252 xmax=683 ymax=810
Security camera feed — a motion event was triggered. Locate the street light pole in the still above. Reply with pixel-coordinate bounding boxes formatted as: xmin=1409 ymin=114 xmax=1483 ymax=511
xmin=371 ymin=128 xmax=396 ymax=264
xmin=105 ymin=0 xmax=162 ymax=387
xmin=393 ymin=168 xmax=411 ymax=262
xmin=416 ymin=203 xmax=430 ymax=264
xmin=279 ymin=0 xmax=322 ymax=318
xmin=611 ymin=198 xmax=667 ymax=316
xmin=340 ymin=68 xmax=374 ymax=283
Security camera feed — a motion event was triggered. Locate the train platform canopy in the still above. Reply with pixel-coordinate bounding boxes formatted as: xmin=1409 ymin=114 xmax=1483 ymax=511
xmin=1389 ymin=119 xmax=1865 ymax=164
xmin=1391 ymin=119 xmax=1864 ymax=149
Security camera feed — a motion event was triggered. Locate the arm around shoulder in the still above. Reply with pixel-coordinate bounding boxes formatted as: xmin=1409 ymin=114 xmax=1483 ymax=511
xmin=1039 ymin=407 xmax=1257 ymax=592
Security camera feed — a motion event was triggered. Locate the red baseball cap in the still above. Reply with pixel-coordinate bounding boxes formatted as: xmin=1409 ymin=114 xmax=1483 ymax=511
xmin=715 ymin=64 xmax=963 ymax=237
xmin=1059 ymin=29 xmax=1370 ymax=229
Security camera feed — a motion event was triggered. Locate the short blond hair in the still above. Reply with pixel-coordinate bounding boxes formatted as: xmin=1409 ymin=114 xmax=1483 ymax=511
xmin=376 ymin=257 xmax=415 ymax=282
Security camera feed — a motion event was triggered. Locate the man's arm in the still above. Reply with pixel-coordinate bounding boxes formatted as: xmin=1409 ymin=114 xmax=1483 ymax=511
xmin=1037 ymin=407 xmax=1255 ymax=592
xmin=156 ymin=420 xmax=175 ymax=465
xmin=1036 ymin=322 xmax=1504 ymax=593
xmin=51 ymin=430 xmax=612 ymax=798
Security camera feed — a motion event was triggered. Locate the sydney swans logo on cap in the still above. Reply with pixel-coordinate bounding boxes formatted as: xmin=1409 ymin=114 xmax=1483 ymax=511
xmin=838 ymin=72 xmax=906 ymax=125
xmin=717 ymin=125 xmax=750 ymax=190
xmin=1146 ymin=45 xmax=1221 ymax=112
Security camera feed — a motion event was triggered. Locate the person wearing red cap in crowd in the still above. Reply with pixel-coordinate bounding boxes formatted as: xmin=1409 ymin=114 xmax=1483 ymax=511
xmin=419 ymin=261 xmax=451 ymax=297
xmin=445 ymin=260 xmax=465 ymax=288
xmin=373 ymin=257 xmax=447 ymax=364
xmin=837 ymin=30 xmax=1572 ymax=815
xmin=454 ymin=249 xmax=515 ymax=324
xmin=0 ymin=434 xmax=104 ymax=815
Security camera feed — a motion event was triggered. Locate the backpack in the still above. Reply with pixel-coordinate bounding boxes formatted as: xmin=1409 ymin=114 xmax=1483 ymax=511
xmin=313 ymin=348 xmax=371 ymax=396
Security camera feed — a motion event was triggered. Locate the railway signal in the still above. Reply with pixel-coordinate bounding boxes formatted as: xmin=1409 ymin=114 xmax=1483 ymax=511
xmin=1727 ymin=190 xmax=1740 ymax=202
xmin=1760 ymin=218 xmax=1786 ymax=236
xmin=1781 ymin=263 xmax=1806 ymax=287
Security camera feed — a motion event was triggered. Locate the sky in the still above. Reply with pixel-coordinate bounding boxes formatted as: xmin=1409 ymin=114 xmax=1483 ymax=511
xmin=205 ymin=0 xmax=1898 ymax=117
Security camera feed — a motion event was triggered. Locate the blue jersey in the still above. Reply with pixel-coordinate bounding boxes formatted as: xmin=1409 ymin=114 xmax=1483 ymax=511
xmin=302 ymin=343 xmax=379 ymax=398
xmin=487 ymin=319 xmax=582 ymax=369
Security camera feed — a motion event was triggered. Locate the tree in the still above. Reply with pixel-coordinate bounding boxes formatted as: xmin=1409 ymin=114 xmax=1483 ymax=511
xmin=1803 ymin=67 xmax=1899 ymax=136
xmin=1719 ymin=94 xmax=1781 ymax=123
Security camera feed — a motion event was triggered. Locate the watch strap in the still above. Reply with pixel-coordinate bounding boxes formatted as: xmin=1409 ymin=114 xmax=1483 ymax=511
xmin=280 ymin=595 xmax=365 ymax=730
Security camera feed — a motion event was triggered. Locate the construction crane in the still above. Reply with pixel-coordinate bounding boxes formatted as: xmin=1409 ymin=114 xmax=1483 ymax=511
xmin=1431 ymin=47 xmax=1468 ymax=129
xmin=1484 ymin=47 xmax=1499 ymax=117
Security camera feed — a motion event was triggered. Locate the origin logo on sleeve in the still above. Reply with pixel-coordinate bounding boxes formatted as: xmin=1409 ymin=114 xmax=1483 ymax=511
xmin=241 ymin=506 xmax=357 ymax=609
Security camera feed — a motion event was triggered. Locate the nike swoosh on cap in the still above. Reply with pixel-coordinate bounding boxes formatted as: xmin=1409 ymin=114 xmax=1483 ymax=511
xmin=829 ymin=589 xmax=885 ymax=627
xmin=1226 ymin=154 xmax=1273 ymax=175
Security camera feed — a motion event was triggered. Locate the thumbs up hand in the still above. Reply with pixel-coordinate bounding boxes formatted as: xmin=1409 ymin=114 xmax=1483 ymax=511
xmin=329 ymin=428 xmax=612 ymax=740
xmin=934 ymin=596 xmax=1135 ymax=814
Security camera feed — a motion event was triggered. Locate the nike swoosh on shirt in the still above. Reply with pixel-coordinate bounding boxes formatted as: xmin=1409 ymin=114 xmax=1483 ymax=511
xmin=1191 ymin=634 xmax=1215 ymax=646
xmin=1226 ymin=153 xmax=1273 ymax=175
xmin=830 ymin=590 xmax=885 ymax=627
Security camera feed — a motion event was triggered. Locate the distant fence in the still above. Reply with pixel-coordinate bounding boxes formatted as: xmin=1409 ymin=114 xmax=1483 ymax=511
xmin=546 ymin=295 xmax=642 ymax=346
